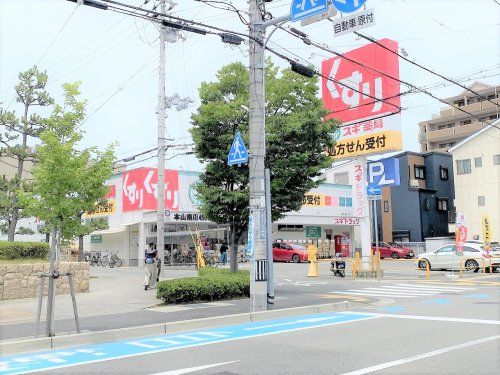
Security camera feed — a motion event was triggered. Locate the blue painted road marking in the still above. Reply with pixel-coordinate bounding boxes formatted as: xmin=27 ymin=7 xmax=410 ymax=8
xmin=379 ymin=306 xmax=405 ymax=313
xmin=0 ymin=312 xmax=375 ymax=375
xmin=421 ymin=298 xmax=451 ymax=305
xmin=463 ymin=293 xmax=490 ymax=299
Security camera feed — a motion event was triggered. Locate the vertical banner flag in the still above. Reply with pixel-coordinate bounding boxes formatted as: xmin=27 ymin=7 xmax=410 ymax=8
xmin=122 ymin=168 xmax=179 ymax=212
xmin=455 ymin=212 xmax=467 ymax=255
xmin=322 ymin=39 xmax=403 ymax=159
xmin=353 ymin=161 xmax=368 ymax=217
xmin=482 ymin=214 xmax=491 ymax=257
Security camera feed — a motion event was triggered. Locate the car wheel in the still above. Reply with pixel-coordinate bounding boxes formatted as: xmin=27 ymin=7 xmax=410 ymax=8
xmin=391 ymin=252 xmax=399 ymax=259
xmin=464 ymin=259 xmax=479 ymax=272
xmin=418 ymin=260 xmax=429 ymax=270
xmin=292 ymin=254 xmax=300 ymax=263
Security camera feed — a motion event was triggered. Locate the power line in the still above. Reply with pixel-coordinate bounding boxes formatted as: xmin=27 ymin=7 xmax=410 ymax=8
xmin=355 ymin=31 xmax=500 ymax=107
xmin=37 ymin=2 xmax=80 ymax=66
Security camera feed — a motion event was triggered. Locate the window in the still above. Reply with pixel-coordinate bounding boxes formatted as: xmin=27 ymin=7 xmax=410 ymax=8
xmin=439 ymin=166 xmax=449 ymax=180
xmin=489 ymin=114 xmax=499 ymax=120
xmin=456 ymin=159 xmax=471 ymax=175
xmin=478 ymin=196 xmax=485 ymax=206
xmin=383 ymin=201 xmax=389 ymax=212
xmin=439 ymin=143 xmax=447 ymax=148
xmin=463 ymin=246 xmax=480 ymax=253
xmin=346 ymin=198 xmax=352 ymax=207
xmin=333 ymin=172 xmax=349 ymax=185
xmin=437 ymin=245 xmax=455 ymax=253
xmin=414 ymin=165 xmax=425 ymax=179
xmin=437 ymin=125 xmax=446 ymax=130
xmin=461 ymin=120 xmax=472 ymax=125
xmin=339 ymin=197 xmax=346 ymax=206
xmin=474 ymin=157 xmax=482 ymax=168
xmin=437 ymin=198 xmax=448 ymax=211
xmin=494 ymin=154 xmax=500 ymax=165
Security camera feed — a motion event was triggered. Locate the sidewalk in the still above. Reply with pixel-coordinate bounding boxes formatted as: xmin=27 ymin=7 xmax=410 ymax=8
xmin=0 ymin=266 xmax=197 ymax=325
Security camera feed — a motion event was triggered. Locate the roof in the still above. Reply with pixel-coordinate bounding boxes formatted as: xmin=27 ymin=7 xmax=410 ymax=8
xmin=448 ymin=120 xmax=499 ymax=152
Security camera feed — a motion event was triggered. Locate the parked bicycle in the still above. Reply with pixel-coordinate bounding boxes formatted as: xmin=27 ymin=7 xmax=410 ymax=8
xmin=108 ymin=251 xmax=123 ymax=268
xmin=89 ymin=252 xmax=102 ymax=267
xmin=203 ymin=252 xmax=220 ymax=267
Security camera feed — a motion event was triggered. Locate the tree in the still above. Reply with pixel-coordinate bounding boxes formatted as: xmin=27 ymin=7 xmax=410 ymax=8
xmin=190 ymin=61 xmax=338 ymax=272
xmin=19 ymin=82 xmax=115 ymax=262
xmin=0 ymin=66 xmax=53 ymax=241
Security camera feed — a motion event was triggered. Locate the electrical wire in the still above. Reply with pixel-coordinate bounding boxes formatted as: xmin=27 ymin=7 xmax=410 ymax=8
xmin=355 ymin=31 xmax=500 ymax=107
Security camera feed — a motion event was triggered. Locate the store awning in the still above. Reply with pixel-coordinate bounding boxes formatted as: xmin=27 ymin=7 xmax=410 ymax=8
xmin=121 ymin=221 xmax=140 ymax=227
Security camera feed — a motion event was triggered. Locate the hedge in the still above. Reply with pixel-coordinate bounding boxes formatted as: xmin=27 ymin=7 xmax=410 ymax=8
xmin=157 ymin=268 xmax=250 ymax=304
xmin=0 ymin=241 xmax=50 ymax=260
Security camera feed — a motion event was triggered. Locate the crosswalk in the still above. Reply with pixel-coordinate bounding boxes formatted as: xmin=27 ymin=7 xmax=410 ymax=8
xmin=332 ymin=283 xmax=476 ymax=299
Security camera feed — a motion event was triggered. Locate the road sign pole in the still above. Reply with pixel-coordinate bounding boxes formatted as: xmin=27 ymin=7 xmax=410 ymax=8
xmin=374 ymin=197 xmax=379 ymax=266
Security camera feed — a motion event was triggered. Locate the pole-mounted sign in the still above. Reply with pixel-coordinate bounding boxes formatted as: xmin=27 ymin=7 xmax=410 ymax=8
xmin=290 ymin=0 xmax=329 ymax=22
xmin=228 ymin=131 xmax=248 ymax=166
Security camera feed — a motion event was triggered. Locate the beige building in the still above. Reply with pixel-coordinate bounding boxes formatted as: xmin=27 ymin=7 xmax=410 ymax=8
xmin=418 ymin=82 xmax=500 ymax=152
xmin=448 ymin=122 xmax=500 ymax=241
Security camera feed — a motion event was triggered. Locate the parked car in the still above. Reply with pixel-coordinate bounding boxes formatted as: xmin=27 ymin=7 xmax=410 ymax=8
xmin=416 ymin=243 xmax=500 ymax=272
xmin=371 ymin=242 xmax=414 ymax=259
xmin=272 ymin=243 xmax=308 ymax=263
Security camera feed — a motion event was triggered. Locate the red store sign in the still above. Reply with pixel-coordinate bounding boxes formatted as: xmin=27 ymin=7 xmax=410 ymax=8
xmin=122 ymin=168 xmax=179 ymax=212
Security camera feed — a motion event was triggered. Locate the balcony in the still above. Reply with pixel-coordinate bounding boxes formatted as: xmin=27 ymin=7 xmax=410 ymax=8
xmin=426 ymin=127 xmax=455 ymax=142
xmin=454 ymin=121 xmax=485 ymax=136
xmin=426 ymin=121 xmax=488 ymax=143
xmin=438 ymin=98 xmax=500 ymax=118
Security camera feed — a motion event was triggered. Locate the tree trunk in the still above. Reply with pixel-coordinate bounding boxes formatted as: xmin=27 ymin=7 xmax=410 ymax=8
xmin=8 ymin=103 xmax=30 ymax=241
xmin=78 ymin=235 xmax=84 ymax=262
xmin=229 ymin=223 xmax=238 ymax=273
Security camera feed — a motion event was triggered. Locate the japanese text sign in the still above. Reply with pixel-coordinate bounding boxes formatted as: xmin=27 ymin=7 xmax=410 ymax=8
xmin=83 ymin=200 xmax=116 ymax=218
xmin=332 ymin=8 xmax=375 ymax=37
xmin=352 ymin=162 xmax=367 ymax=217
xmin=333 ymin=217 xmax=360 ymax=225
xmin=122 ymin=168 xmax=179 ymax=212
xmin=482 ymin=214 xmax=491 ymax=254
xmin=322 ymin=38 xmax=400 ymax=123
xmin=455 ymin=212 xmax=467 ymax=255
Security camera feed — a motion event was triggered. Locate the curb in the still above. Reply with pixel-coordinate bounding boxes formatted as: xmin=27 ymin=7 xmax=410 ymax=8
xmin=0 ymin=301 xmax=353 ymax=355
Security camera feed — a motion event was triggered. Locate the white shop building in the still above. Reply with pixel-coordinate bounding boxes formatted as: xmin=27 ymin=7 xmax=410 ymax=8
xmin=84 ymin=167 xmax=359 ymax=265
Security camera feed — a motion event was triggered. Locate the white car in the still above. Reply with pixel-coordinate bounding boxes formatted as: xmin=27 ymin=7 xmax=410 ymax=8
xmin=416 ymin=243 xmax=500 ymax=272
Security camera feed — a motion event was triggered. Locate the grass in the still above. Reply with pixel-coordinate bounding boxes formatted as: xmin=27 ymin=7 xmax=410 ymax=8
xmin=0 ymin=258 xmax=49 ymax=265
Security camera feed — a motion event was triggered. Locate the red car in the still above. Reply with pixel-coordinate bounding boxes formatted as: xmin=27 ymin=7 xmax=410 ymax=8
xmin=272 ymin=243 xmax=309 ymax=263
xmin=371 ymin=242 xmax=414 ymax=259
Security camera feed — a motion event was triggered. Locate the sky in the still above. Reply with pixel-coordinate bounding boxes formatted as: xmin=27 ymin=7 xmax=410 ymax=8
xmin=1 ymin=0 xmax=499 ymax=172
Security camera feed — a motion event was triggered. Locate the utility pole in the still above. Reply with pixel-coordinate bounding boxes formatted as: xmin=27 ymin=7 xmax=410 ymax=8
xmin=248 ymin=0 xmax=268 ymax=311
xmin=156 ymin=0 xmax=167 ymax=272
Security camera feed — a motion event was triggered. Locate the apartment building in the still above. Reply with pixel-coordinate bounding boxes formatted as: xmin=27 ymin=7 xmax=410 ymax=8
xmin=418 ymin=82 xmax=500 ymax=152
xmin=448 ymin=122 xmax=500 ymax=241
xmin=377 ymin=151 xmax=455 ymax=242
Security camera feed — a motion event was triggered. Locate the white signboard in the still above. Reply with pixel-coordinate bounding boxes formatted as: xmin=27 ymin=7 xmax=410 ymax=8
xmin=332 ymin=8 xmax=376 ymax=37
xmin=353 ymin=161 xmax=368 ymax=217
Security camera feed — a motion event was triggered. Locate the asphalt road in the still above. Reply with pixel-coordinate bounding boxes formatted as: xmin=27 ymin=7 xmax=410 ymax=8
xmin=1 ymin=266 xmax=499 ymax=374
xmin=1 ymin=262 xmax=498 ymax=340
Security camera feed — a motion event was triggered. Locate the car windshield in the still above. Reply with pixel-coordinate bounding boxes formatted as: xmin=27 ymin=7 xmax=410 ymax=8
xmin=389 ymin=242 xmax=403 ymax=248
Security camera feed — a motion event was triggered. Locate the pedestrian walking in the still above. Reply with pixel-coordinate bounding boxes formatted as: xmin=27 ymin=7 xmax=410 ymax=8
xmin=144 ymin=242 xmax=158 ymax=290
xmin=220 ymin=242 xmax=228 ymax=265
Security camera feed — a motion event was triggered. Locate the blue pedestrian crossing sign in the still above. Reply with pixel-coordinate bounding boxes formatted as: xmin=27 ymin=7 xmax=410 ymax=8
xmin=290 ymin=0 xmax=329 ymax=22
xmin=228 ymin=131 xmax=248 ymax=165
xmin=331 ymin=0 xmax=367 ymax=14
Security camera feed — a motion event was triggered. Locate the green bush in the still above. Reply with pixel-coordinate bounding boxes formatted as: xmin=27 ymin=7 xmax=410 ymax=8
xmin=0 ymin=241 xmax=50 ymax=260
xmin=157 ymin=268 xmax=250 ymax=304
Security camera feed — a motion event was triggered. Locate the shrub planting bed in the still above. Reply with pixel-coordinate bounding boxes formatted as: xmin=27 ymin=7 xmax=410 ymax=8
xmin=0 ymin=241 xmax=49 ymax=260
xmin=157 ymin=267 xmax=250 ymax=304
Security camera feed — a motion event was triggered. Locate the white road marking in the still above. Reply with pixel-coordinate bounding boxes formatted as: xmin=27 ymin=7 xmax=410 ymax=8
xmin=332 ymin=283 xmax=477 ymax=299
xmin=340 ymin=335 xmax=500 ymax=375
xmin=398 ymin=283 xmax=475 ymax=291
xmin=150 ymin=361 xmax=238 ymax=375
xmin=244 ymin=316 xmax=341 ymax=331
xmin=344 ymin=311 xmax=500 ymax=325
xmin=334 ymin=291 xmax=414 ymax=298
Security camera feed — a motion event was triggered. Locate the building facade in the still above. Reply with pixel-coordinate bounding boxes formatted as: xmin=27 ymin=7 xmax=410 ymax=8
xmin=83 ymin=167 xmax=360 ymax=265
xmin=378 ymin=151 xmax=455 ymax=242
xmin=448 ymin=123 xmax=500 ymax=242
xmin=418 ymin=82 xmax=500 ymax=152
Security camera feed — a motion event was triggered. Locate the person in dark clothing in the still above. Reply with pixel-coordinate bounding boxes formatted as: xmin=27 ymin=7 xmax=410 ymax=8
xmin=144 ymin=242 xmax=157 ymax=290
xmin=220 ymin=242 xmax=228 ymax=265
